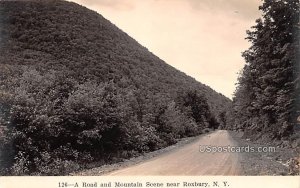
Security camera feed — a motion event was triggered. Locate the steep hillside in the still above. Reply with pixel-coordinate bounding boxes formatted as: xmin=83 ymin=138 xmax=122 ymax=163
xmin=0 ymin=0 xmax=231 ymax=175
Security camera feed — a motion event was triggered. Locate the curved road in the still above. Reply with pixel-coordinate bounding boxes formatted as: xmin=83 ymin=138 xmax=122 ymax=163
xmin=106 ymin=130 xmax=242 ymax=175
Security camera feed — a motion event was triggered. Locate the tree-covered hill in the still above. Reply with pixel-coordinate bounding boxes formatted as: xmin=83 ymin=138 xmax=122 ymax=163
xmin=0 ymin=0 xmax=231 ymax=175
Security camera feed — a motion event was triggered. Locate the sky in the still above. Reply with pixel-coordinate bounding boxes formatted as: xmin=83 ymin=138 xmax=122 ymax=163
xmin=70 ymin=0 xmax=262 ymax=98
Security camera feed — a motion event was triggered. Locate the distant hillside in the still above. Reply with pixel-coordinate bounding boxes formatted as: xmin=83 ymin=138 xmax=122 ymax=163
xmin=0 ymin=0 xmax=231 ymax=175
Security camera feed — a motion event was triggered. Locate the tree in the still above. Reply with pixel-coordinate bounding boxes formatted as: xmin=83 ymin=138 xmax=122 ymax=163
xmin=234 ymin=0 xmax=300 ymax=140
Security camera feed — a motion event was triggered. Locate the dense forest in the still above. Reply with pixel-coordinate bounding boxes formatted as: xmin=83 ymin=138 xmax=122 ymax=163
xmin=231 ymin=0 xmax=300 ymax=143
xmin=0 ymin=0 xmax=231 ymax=175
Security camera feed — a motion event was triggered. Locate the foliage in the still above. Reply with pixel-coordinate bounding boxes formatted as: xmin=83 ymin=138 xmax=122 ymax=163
xmin=233 ymin=0 xmax=300 ymax=140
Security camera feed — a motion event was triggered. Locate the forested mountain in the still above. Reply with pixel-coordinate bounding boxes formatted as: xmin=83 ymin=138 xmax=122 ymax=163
xmin=231 ymin=0 xmax=300 ymax=142
xmin=0 ymin=0 xmax=230 ymax=175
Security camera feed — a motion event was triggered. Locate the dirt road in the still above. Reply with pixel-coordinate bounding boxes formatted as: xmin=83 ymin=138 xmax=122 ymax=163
xmin=106 ymin=130 xmax=242 ymax=175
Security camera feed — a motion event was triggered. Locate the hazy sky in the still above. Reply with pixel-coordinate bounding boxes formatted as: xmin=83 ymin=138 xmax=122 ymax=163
xmin=70 ymin=0 xmax=262 ymax=98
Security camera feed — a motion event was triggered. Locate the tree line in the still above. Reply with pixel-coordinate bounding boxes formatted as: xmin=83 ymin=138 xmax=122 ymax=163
xmin=232 ymin=0 xmax=300 ymax=142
